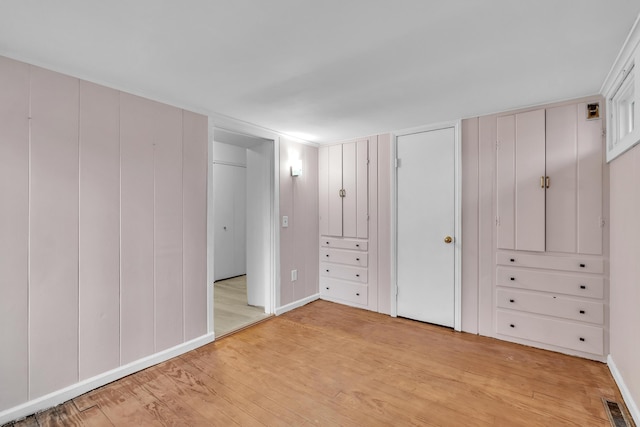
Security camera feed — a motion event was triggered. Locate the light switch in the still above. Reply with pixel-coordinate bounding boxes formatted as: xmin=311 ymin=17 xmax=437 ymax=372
xmin=291 ymin=269 xmax=297 ymax=281
xmin=282 ymin=215 xmax=289 ymax=227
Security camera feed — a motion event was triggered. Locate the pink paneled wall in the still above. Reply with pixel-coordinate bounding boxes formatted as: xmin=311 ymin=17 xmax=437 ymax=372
xmin=376 ymin=134 xmax=392 ymax=315
xmin=279 ymin=138 xmax=319 ymax=307
xmin=0 ymin=56 xmax=208 ymax=412
xmin=609 ymin=143 xmax=640 ymax=415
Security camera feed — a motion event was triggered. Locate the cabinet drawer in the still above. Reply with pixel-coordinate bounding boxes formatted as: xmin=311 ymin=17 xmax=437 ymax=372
xmin=496 ymin=310 xmax=604 ymax=355
xmin=496 ymin=251 xmax=604 ymax=274
xmin=320 ymin=279 xmax=368 ymax=305
xmin=496 ymin=267 xmax=604 ymax=299
xmin=320 ymin=248 xmax=368 ymax=267
xmin=321 ymin=237 xmax=368 ymax=251
xmin=497 ymin=289 xmax=604 ymax=324
xmin=320 ymin=263 xmax=367 ymax=283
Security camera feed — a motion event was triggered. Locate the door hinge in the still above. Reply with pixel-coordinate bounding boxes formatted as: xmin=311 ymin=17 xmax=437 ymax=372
xmin=395 ymin=158 xmax=400 ymax=168
xmin=496 ymin=216 xmax=501 ymax=226
xmin=599 ymin=216 xmax=606 ymax=227
xmin=367 ymin=159 xmax=370 ymax=165
xmin=496 ymin=141 xmax=500 ymax=150
xmin=602 ymin=128 xmax=606 ymax=137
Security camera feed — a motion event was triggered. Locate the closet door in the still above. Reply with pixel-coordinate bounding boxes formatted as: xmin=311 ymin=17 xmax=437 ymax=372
xmin=515 ymin=109 xmax=546 ymax=252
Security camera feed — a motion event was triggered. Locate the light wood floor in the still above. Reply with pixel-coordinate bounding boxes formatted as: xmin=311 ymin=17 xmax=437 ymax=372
xmin=7 ymin=300 xmax=631 ymax=426
xmin=214 ymin=275 xmax=270 ymax=337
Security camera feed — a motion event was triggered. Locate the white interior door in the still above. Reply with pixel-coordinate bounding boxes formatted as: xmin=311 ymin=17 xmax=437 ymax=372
xmin=213 ymin=163 xmax=246 ymax=281
xmin=397 ymin=127 xmax=456 ymax=327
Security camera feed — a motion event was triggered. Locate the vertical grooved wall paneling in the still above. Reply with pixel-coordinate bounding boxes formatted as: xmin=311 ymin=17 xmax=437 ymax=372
xmin=461 ymin=118 xmax=480 ymax=333
xmin=367 ymin=136 xmax=378 ymax=311
xmin=153 ymin=103 xmax=184 ymax=352
xmin=279 ymin=138 xmax=319 ymax=307
xmin=119 ymin=94 xmax=156 ymax=364
xmin=0 ymin=56 xmax=29 ymax=410
xmin=279 ymin=140 xmax=294 ymax=305
xmin=576 ymin=102 xmax=604 ymax=255
xmin=78 ymin=81 xmax=120 ymax=380
xmin=477 ymin=115 xmax=497 ymax=336
xmin=377 ymin=134 xmax=391 ymax=315
xmin=29 ymin=66 xmax=80 ymax=399
xmin=0 ymin=55 xmax=208 ymax=413
xmin=182 ymin=111 xmax=208 ymax=340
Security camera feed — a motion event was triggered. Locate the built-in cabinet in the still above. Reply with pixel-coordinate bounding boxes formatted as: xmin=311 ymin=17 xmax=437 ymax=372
xmin=320 ymin=139 xmax=368 ymax=238
xmin=492 ymin=98 xmax=607 ymax=360
xmin=496 ymin=103 xmax=603 ymax=254
xmin=319 ymin=136 xmax=378 ymax=310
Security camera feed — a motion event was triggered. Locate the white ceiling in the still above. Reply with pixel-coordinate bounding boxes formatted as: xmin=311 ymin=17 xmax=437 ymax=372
xmin=0 ymin=1 xmax=638 ymax=143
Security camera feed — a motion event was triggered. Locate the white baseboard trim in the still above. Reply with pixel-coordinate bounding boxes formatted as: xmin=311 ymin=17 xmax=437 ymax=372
xmin=0 ymin=333 xmax=215 ymax=425
xmin=608 ymin=354 xmax=640 ymax=425
xmin=275 ymin=293 xmax=320 ymax=315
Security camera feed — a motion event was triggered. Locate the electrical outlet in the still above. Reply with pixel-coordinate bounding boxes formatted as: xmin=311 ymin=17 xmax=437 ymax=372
xmin=291 ymin=269 xmax=297 ymax=281
xmin=282 ymin=215 xmax=289 ymax=227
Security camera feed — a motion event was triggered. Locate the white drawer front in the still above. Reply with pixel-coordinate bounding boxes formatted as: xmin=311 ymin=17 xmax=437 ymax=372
xmin=320 ymin=263 xmax=368 ymax=283
xmin=496 ymin=251 xmax=604 ymax=274
xmin=496 ymin=310 xmax=604 ymax=355
xmin=496 ymin=267 xmax=604 ymax=299
xmin=320 ymin=248 xmax=368 ymax=267
xmin=320 ymin=279 xmax=368 ymax=305
xmin=321 ymin=237 xmax=368 ymax=251
xmin=496 ymin=289 xmax=604 ymax=325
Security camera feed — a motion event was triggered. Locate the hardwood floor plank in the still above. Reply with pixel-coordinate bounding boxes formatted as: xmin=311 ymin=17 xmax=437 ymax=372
xmin=10 ymin=416 xmax=39 ymax=427
xmin=6 ymin=300 xmax=628 ymax=426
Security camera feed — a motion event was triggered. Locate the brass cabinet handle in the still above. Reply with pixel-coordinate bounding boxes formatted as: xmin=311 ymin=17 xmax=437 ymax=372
xmin=540 ymin=176 xmax=545 ymax=188
xmin=546 ymin=176 xmax=550 ymax=188
xmin=444 ymin=236 xmax=453 ymax=244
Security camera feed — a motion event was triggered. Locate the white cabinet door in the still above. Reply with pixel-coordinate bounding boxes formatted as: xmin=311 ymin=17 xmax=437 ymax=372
xmin=515 ymin=109 xmax=546 ymax=252
xmin=397 ymin=127 xmax=455 ymax=328
xmin=328 ymin=144 xmax=343 ymax=237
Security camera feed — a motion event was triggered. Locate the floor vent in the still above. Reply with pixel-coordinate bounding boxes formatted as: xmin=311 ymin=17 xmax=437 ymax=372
xmin=603 ymin=398 xmax=633 ymax=427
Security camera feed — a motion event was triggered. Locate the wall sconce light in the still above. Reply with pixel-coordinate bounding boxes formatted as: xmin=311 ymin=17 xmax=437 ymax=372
xmin=291 ymin=158 xmax=302 ymax=177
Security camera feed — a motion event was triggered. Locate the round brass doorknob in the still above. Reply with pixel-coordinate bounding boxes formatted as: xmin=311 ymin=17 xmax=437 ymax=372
xmin=444 ymin=236 xmax=453 ymax=244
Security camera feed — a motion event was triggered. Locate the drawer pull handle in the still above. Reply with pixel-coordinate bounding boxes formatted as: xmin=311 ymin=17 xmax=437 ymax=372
xmin=326 ymin=286 xmax=329 ymax=290
xmin=326 ymin=269 xmax=330 ymax=272
xmin=580 ymin=285 xmax=586 ymax=289
xmin=579 ymin=310 xmax=585 ymax=314
xmin=510 ymin=277 xmax=515 ymax=281
xmin=579 ymin=263 xmax=586 ymax=268
xmin=356 ymin=293 xmax=360 ymax=296
xmin=356 ymin=244 xmax=360 ymax=247
xmin=326 ymin=254 xmax=329 ymax=257
xmin=356 ymin=274 xmax=360 ymax=277
xmin=510 ymin=258 xmax=515 ymax=262
xmin=509 ymin=324 xmax=515 ymax=328
xmin=509 ymin=299 xmax=515 ymax=303
xmin=356 ymin=258 xmax=360 ymax=261
xmin=579 ymin=337 xmax=585 ymax=342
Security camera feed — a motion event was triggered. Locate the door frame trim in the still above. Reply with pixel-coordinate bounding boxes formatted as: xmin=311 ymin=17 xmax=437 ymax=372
xmin=390 ymin=120 xmax=462 ymax=331
xmin=206 ymin=115 xmax=280 ymax=337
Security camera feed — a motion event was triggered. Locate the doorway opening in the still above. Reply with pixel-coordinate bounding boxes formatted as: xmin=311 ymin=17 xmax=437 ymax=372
xmin=210 ymin=127 xmax=275 ymax=338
